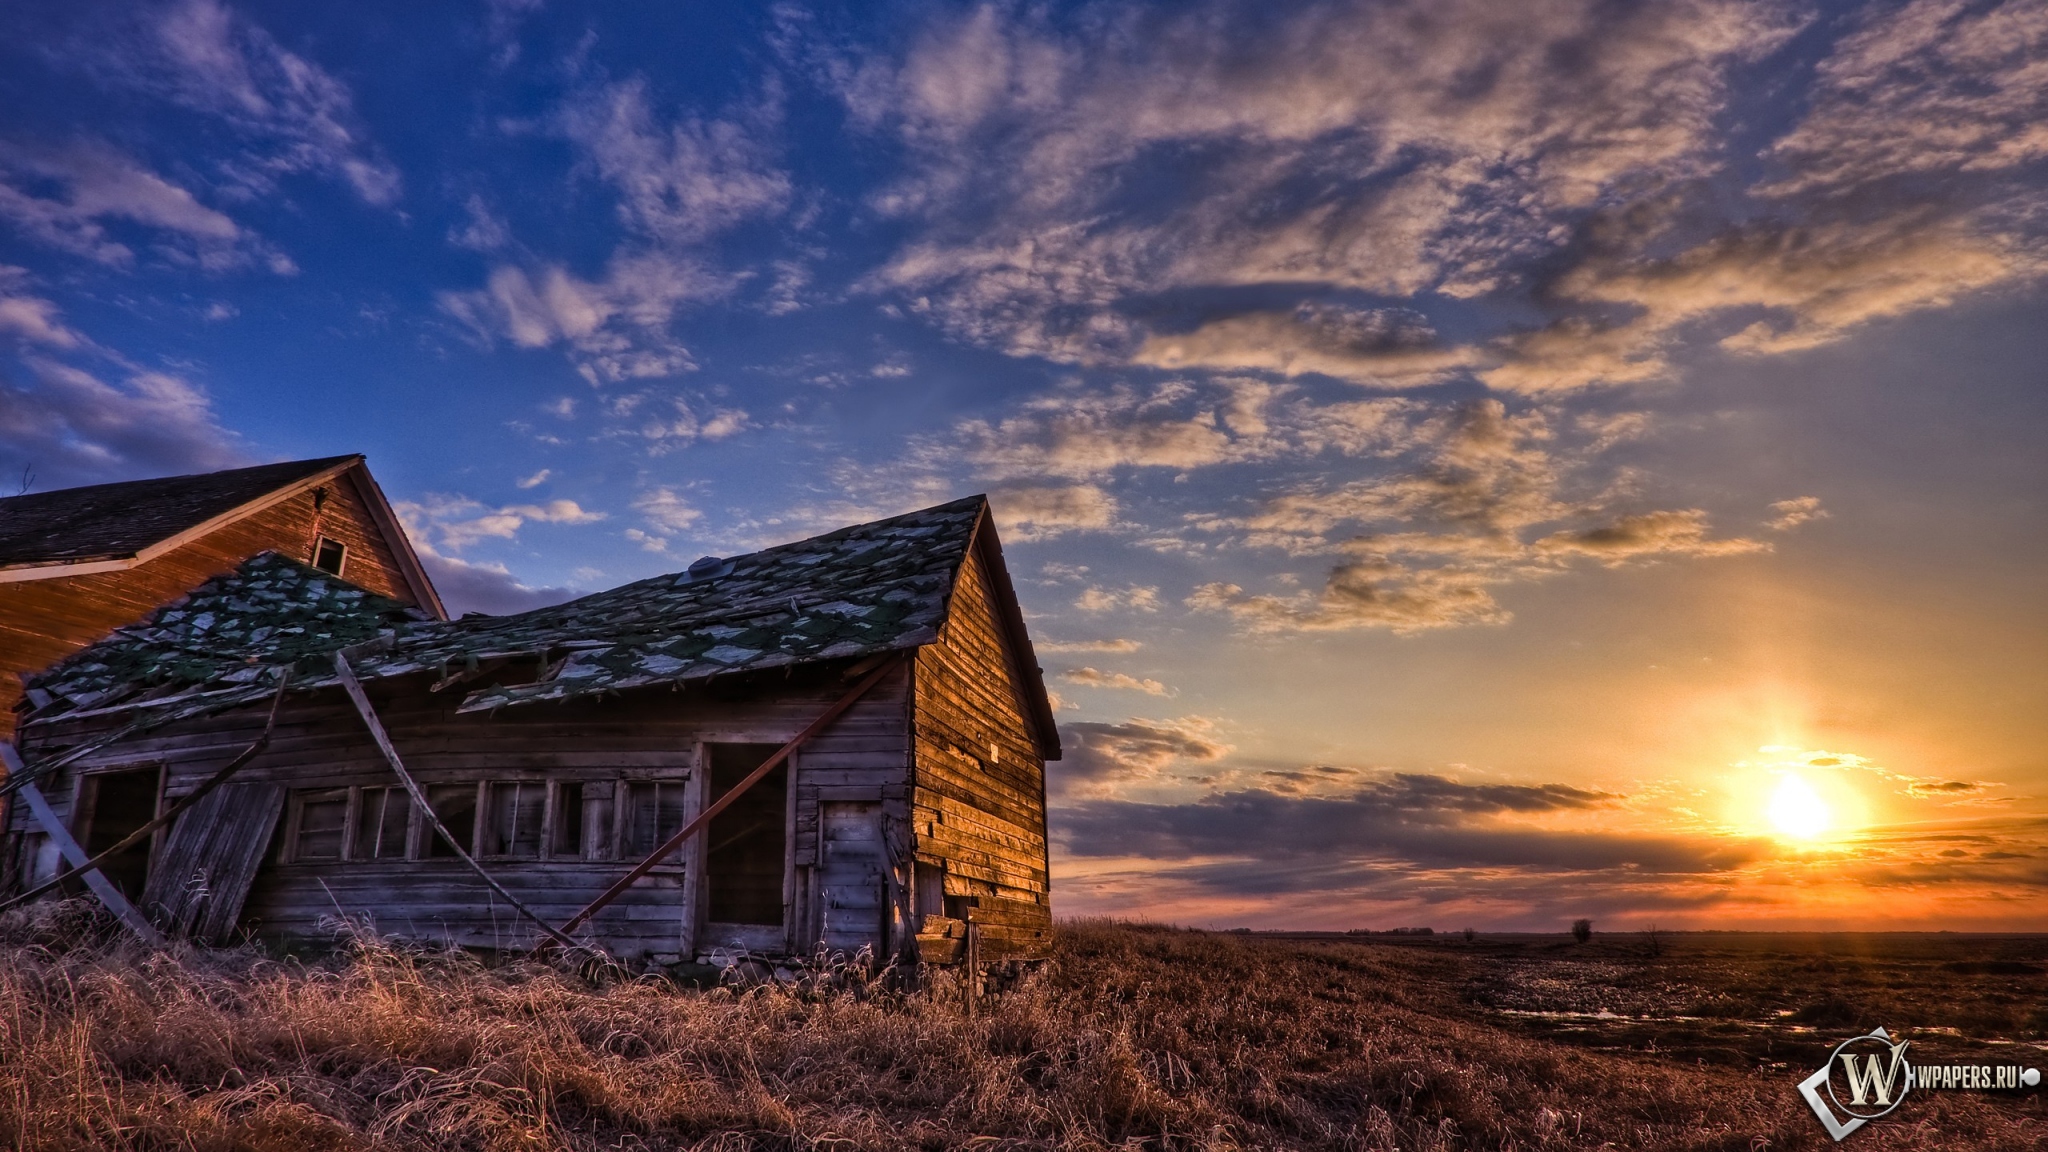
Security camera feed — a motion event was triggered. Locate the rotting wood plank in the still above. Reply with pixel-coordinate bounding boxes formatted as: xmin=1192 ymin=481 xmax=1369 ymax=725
xmin=142 ymin=781 xmax=286 ymax=942
xmin=911 ymin=770 xmax=1044 ymax=836
xmin=915 ymin=786 xmax=1047 ymax=844
xmin=912 ymin=811 xmax=1045 ymax=868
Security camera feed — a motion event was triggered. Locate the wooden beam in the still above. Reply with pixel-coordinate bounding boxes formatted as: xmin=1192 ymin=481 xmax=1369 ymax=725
xmin=332 ymin=653 xmax=590 ymax=954
xmin=1 ymin=743 xmax=165 ymax=946
xmin=558 ymin=654 xmax=904 ymax=938
xmin=0 ymin=671 xmax=291 ymax=914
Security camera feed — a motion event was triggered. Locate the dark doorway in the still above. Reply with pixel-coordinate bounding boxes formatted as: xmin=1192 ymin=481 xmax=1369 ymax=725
xmin=705 ymin=743 xmax=787 ymax=925
xmin=77 ymin=768 xmax=160 ymax=899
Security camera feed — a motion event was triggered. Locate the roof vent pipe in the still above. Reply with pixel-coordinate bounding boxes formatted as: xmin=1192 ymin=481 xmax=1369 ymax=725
xmin=681 ymin=555 xmax=733 ymax=583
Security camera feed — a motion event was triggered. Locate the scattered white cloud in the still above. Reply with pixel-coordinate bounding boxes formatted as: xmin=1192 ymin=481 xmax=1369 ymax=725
xmin=633 ymin=485 xmax=702 ymax=532
xmin=1532 ymin=510 xmax=1767 ymax=565
xmin=1762 ymin=0 xmax=2048 ymax=197
xmin=396 ymin=494 xmax=607 ymax=552
xmin=763 ymin=259 xmax=811 ymax=315
xmin=1062 ymin=666 xmax=1172 ymax=696
xmin=557 ymin=76 xmax=790 ymax=245
xmin=437 ymin=259 xmax=721 ymax=384
xmin=1766 ymin=496 xmax=1828 ymax=532
xmin=0 ymin=356 xmax=244 ymax=489
xmin=419 ymin=552 xmax=576 ymax=617
xmin=630 ymin=397 xmax=749 ymax=448
xmin=1187 ymin=400 xmax=1766 ymax=633
xmin=1134 ymin=305 xmax=1481 ymax=387
xmin=1056 ymin=715 xmax=1231 ymax=798
xmin=1076 ymin=584 xmax=1161 ymax=613
xmin=843 ymin=0 xmax=1801 ymax=371
xmin=0 ymin=142 xmax=283 ymax=272
xmin=947 ymin=377 xmax=1417 ymax=482
xmin=448 ymin=193 xmax=511 ymax=251
xmin=623 ymin=527 xmax=668 ymax=553
xmin=824 ymin=0 xmax=2046 ymax=397
xmin=516 ymin=468 xmax=551 ymax=489
xmin=144 ymin=0 xmax=402 ymax=205
xmin=1037 ymin=637 xmax=1142 ymax=654
xmin=0 ymin=270 xmax=88 ymax=350
xmin=438 ymin=76 xmax=790 ymax=392
xmin=989 ymin=483 xmax=1117 ymax=541
xmin=482 ymin=0 xmax=547 ymax=68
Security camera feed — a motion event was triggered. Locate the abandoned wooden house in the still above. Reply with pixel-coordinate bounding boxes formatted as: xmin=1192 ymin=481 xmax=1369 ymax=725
xmin=0 ymin=455 xmax=446 ymax=743
xmin=1 ymin=495 xmax=1057 ymax=967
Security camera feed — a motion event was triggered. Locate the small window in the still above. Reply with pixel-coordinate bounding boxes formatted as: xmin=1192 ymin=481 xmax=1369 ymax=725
xmin=292 ymin=789 xmax=349 ymax=862
xmin=312 ymin=536 xmax=347 ymax=575
xmin=484 ymin=781 xmax=545 ymax=858
xmin=425 ymin=783 xmax=478 ymax=858
xmin=552 ymin=781 xmax=586 ymax=859
xmin=622 ymin=781 xmax=688 ymax=858
xmin=352 ymin=786 xmax=410 ymax=861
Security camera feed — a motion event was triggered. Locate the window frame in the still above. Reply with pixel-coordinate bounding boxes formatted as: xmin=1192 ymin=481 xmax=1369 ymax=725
xmin=274 ymin=774 xmax=682 ymax=866
xmin=545 ymin=779 xmax=589 ymax=860
xmin=350 ymin=784 xmax=412 ymax=862
xmin=478 ymin=778 xmax=550 ymax=860
xmin=311 ymin=535 xmax=348 ymax=576
xmin=280 ymin=787 xmax=352 ymax=864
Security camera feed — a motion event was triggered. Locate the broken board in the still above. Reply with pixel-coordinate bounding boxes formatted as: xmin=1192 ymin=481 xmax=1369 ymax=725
xmin=141 ymin=781 xmax=286 ymax=943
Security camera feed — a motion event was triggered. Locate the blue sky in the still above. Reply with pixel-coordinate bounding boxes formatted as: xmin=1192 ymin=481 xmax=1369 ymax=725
xmin=3 ymin=0 xmax=2045 ymax=929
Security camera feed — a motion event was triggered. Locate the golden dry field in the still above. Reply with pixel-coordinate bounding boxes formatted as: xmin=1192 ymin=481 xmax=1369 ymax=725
xmin=2 ymin=905 xmax=2042 ymax=1151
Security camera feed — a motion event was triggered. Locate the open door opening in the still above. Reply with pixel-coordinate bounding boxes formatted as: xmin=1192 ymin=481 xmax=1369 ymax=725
xmin=75 ymin=768 xmax=160 ymax=899
xmin=705 ymin=743 xmax=788 ymax=927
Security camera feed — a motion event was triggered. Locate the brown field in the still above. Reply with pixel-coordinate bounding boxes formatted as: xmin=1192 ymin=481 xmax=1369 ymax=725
xmin=1 ymin=903 xmax=2042 ymax=1151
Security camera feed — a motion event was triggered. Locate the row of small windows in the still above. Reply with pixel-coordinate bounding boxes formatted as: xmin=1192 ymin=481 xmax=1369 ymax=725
xmin=281 ymin=778 xmax=691 ymax=865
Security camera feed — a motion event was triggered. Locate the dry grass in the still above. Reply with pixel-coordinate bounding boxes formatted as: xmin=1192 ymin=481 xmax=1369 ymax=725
xmin=0 ymin=903 xmax=2039 ymax=1151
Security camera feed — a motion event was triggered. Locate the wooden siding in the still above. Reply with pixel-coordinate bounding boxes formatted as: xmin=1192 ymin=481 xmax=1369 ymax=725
xmin=912 ymin=542 xmax=1053 ymax=959
xmin=0 ymin=469 xmax=416 ymax=739
xmin=6 ymin=663 xmax=912 ymax=962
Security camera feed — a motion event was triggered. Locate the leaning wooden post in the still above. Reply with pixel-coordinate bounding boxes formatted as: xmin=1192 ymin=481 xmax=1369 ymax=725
xmin=964 ymin=920 xmax=981 ymax=1018
xmin=332 ymin=653 xmax=590 ymax=954
xmin=1 ymin=670 xmax=292 ymax=915
xmin=0 ymin=743 xmax=165 ymax=946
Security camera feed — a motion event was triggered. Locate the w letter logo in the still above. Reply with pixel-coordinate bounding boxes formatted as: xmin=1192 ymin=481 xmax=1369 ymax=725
xmin=1800 ymin=1028 xmax=1915 ymax=1141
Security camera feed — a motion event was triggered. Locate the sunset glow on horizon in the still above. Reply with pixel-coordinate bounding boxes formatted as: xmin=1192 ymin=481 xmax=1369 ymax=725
xmin=3 ymin=0 xmax=2042 ymax=933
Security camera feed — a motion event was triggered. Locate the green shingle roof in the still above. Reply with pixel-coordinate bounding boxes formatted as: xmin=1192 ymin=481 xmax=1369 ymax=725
xmin=23 ymin=495 xmax=989 ymax=725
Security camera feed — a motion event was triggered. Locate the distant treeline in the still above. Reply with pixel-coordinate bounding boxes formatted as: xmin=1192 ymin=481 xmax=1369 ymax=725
xmin=1346 ymin=927 xmax=1435 ymax=936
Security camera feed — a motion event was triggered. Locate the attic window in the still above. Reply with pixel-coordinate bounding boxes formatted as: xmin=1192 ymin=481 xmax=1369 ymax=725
xmin=312 ymin=536 xmax=347 ymax=576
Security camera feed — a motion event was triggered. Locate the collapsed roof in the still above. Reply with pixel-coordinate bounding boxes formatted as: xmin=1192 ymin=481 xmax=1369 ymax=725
xmin=18 ymin=495 xmax=1058 ymax=756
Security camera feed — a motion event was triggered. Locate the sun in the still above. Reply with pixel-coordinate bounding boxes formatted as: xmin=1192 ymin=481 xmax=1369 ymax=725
xmin=1767 ymin=774 xmax=1832 ymax=841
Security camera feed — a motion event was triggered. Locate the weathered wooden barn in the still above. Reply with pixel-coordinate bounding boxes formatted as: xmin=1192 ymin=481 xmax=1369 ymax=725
xmin=0 ymin=455 xmax=445 ymax=743
xmin=2 ymin=496 xmax=1057 ymax=966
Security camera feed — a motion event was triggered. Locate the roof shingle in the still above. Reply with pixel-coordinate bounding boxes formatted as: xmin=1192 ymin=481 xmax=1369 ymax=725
xmin=0 ymin=456 xmax=358 ymax=569
xmin=24 ymin=495 xmax=990 ymax=723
